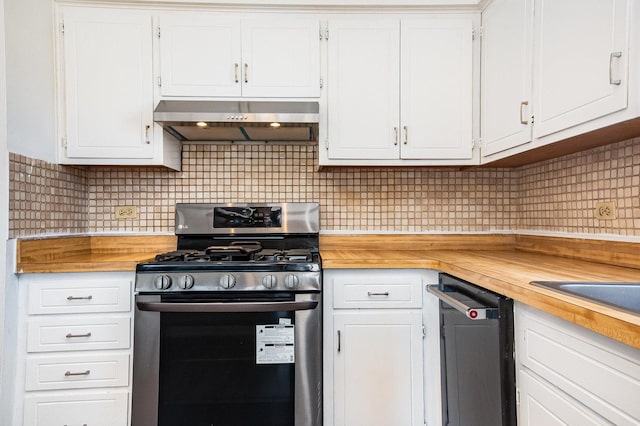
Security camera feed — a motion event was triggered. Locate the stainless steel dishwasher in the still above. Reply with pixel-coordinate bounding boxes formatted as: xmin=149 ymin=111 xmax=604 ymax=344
xmin=426 ymin=273 xmax=516 ymax=426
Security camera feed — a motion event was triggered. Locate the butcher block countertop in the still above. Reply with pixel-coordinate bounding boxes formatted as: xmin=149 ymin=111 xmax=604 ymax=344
xmin=14 ymin=233 xmax=640 ymax=350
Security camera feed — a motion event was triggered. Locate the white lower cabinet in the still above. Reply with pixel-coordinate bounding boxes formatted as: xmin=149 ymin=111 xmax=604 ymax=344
xmin=324 ymin=269 xmax=437 ymax=426
xmin=515 ymin=303 xmax=640 ymax=426
xmin=14 ymin=272 xmax=134 ymax=426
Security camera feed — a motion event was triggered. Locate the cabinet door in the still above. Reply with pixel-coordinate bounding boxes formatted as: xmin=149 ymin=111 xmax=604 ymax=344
xmin=158 ymin=14 xmax=242 ymax=97
xmin=518 ymin=369 xmax=608 ymax=425
xmin=400 ymin=19 xmax=474 ymax=160
xmin=481 ymin=0 xmax=534 ymax=156
xmin=241 ymin=18 xmax=320 ymax=97
xmin=62 ymin=7 xmax=154 ymax=159
xmin=532 ymin=0 xmax=629 ymax=138
xmin=333 ymin=311 xmax=424 ymax=426
xmin=327 ymin=20 xmax=400 ymax=160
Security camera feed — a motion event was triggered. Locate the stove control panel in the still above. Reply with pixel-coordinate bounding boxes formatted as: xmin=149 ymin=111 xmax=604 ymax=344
xmin=136 ymin=271 xmax=321 ymax=293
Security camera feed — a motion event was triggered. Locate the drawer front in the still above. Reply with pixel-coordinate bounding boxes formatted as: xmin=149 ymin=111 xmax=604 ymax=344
xmin=332 ymin=271 xmax=424 ymax=309
xmin=23 ymin=391 xmax=128 ymax=426
xmin=25 ymin=353 xmax=130 ymax=391
xmin=28 ymin=278 xmax=131 ymax=315
xmin=27 ymin=316 xmax=131 ymax=353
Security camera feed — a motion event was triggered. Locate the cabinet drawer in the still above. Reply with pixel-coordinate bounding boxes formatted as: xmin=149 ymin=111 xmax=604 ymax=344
xmin=25 ymin=353 xmax=130 ymax=391
xmin=27 ymin=316 xmax=130 ymax=353
xmin=28 ymin=277 xmax=131 ymax=315
xmin=332 ymin=271 xmax=424 ymax=309
xmin=23 ymin=390 xmax=128 ymax=426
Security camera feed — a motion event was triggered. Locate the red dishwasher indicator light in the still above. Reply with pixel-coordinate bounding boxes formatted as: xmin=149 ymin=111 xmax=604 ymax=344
xmin=469 ymin=310 xmax=478 ymax=319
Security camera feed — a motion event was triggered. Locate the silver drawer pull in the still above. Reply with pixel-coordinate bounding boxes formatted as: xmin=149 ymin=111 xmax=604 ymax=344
xmin=65 ymin=332 xmax=92 ymax=339
xmin=65 ymin=370 xmax=90 ymax=377
xmin=63 ymin=424 xmax=87 ymax=426
xmin=67 ymin=295 xmax=93 ymax=301
xmin=367 ymin=291 xmax=390 ymax=297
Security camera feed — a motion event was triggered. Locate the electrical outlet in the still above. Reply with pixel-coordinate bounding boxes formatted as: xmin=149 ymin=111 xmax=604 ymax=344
xmin=115 ymin=206 xmax=138 ymax=220
xmin=595 ymin=202 xmax=617 ymax=220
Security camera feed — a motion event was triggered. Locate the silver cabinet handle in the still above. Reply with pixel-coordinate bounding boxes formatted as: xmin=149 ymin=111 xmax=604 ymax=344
xmin=244 ymin=63 xmax=249 ymax=83
xmin=67 ymin=295 xmax=93 ymax=301
xmin=337 ymin=330 xmax=341 ymax=352
xmin=145 ymin=125 xmax=151 ymax=144
xmin=520 ymin=101 xmax=529 ymax=125
xmin=65 ymin=370 xmax=90 ymax=377
xmin=367 ymin=291 xmax=389 ymax=297
xmin=137 ymin=300 xmax=318 ymax=313
xmin=609 ymin=51 xmax=622 ymax=85
xmin=403 ymin=126 xmax=408 ymax=145
xmin=65 ymin=332 xmax=92 ymax=338
xmin=234 ymin=63 xmax=239 ymax=83
xmin=64 ymin=424 xmax=87 ymax=426
xmin=393 ymin=127 xmax=398 ymax=145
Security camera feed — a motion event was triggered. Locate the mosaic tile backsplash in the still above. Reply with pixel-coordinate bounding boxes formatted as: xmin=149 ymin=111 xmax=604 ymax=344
xmin=8 ymin=137 xmax=640 ymax=238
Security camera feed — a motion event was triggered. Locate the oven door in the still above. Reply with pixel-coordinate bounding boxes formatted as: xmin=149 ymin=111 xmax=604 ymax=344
xmin=132 ymin=292 xmax=322 ymax=426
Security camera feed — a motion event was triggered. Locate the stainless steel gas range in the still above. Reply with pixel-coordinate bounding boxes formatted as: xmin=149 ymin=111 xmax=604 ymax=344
xmin=132 ymin=203 xmax=322 ymax=426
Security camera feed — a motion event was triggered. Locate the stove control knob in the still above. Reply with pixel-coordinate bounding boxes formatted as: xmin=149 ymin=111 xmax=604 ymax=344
xmin=220 ymin=274 xmax=237 ymax=289
xmin=262 ymin=275 xmax=277 ymax=289
xmin=284 ymin=274 xmax=299 ymax=289
xmin=153 ymin=275 xmax=172 ymax=290
xmin=178 ymin=275 xmax=195 ymax=290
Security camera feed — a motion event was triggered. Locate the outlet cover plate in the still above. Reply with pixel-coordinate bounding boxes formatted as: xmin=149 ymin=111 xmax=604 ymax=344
xmin=115 ymin=206 xmax=138 ymax=220
xmin=595 ymin=202 xmax=617 ymax=220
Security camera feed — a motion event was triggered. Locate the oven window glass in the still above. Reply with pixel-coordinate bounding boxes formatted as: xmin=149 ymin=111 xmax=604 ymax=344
xmin=158 ymin=308 xmax=295 ymax=426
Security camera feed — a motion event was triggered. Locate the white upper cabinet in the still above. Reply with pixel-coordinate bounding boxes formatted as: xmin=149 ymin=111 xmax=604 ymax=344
xmin=323 ymin=17 xmax=476 ymax=165
xmin=480 ymin=0 xmax=534 ymax=157
xmin=400 ymin=19 xmax=473 ymax=160
xmin=62 ymin=7 xmax=155 ymax=160
xmin=158 ymin=15 xmax=242 ymax=97
xmin=532 ymin=0 xmax=629 ymax=139
xmin=157 ymin=14 xmax=320 ymax=98
xmin=327 ymin=19 xmax=401 ymax=160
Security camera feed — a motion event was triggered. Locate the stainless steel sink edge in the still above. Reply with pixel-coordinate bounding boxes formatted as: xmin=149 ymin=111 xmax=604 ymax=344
xmin=529 ymin=281 xmax=640 ymax=316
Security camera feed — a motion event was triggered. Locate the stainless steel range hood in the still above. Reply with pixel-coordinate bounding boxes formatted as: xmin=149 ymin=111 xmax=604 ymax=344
xmin=154 ymin=100 xmax=319 ymax=143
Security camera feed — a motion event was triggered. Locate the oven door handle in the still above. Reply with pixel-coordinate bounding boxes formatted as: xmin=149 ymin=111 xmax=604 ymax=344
xmin=426 ymin=285 xmax=497 ymax=320
xmin=136 ymin=300 xmax=318 ymax=313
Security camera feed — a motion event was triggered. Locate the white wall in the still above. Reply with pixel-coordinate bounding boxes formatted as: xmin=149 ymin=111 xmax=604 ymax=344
xmin=0 ymin=0 xmax=9 ymax=407
xmin=4 ymin=0 xmax=56 ymax=162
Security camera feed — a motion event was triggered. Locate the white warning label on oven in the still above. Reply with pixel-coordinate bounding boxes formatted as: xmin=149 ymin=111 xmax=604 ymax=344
xmin=256 ymin=324 xmax=295 ymax=364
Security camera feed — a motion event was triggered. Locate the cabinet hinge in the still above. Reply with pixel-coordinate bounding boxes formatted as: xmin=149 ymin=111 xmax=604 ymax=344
xmin=478 ymin=27 xmax=484 ymax=38
xmin=319 ymin=27 xmax=323 ymax=40
xmin=516 ymin=388 xmax=521 ymax=405
xmin=472 ymin=29 xmax=476 ymax=40
xmin=320 ymin=78 xmax=324 ymax=89
xmin=62 ymin=137 xmax=67 ymax=150
xmin=531 ymin=114 xmax=535 ymax=125
xmin=422 ymin=324 xmax=426 ymax=339
xmin=157 ymin=76 xmax=162 ymax=87
xmin=325 ymin=139 xmax=329 ymax=150
xmin=325 ymin=28 xmax=329 ymax=40
xmin=157 ymin=26 xmax=161 ymax=38
xmin=60 ymin=23 xmax=64 ymax=34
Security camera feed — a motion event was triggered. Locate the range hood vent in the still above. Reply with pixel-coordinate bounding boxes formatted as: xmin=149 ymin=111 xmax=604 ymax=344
xmin=154 ymin=100 xmax=319 ymax=143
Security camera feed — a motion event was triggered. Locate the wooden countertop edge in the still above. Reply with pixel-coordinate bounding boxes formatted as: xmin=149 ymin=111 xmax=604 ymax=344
xmin=324 ymin=253 xmax=640 ymax=350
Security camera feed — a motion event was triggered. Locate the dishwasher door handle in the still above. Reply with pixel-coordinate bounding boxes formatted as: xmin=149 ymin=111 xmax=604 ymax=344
xmin=426 ymin=285 xmax=497 ymax=320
